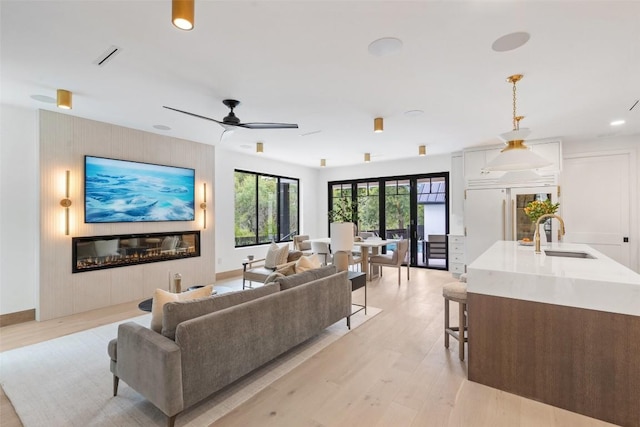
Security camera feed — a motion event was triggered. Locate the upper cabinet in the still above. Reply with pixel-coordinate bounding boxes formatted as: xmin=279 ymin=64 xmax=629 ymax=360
xmin=463 ymin=140 xmax=562 ymax=188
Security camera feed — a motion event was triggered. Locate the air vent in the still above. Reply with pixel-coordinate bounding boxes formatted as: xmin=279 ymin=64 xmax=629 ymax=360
xmin=630 ymin=99 xmax=639 ymax=111
xmin=93 ymin=45 xmax=121 ymax=67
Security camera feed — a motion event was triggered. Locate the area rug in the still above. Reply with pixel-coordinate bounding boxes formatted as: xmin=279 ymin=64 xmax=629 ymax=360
xmin=0 ymin=306 xmax=381 ymax=427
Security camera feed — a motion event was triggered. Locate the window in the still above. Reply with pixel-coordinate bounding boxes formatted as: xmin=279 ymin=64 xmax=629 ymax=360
xmin=234 ymin=170 xmax=299 ymax=247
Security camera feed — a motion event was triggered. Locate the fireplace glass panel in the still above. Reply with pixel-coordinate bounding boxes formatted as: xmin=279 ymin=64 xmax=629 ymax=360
xmin=72 ymin=231 xmax=200 ymax=273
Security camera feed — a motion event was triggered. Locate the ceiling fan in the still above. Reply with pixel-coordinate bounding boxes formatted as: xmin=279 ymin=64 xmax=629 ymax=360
xmin=163 ymin=99 xmax=298 ymax=130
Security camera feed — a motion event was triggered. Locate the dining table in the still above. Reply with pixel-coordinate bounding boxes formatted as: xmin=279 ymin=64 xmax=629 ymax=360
xmin=304 ymin=237 xmax=400 ymax=281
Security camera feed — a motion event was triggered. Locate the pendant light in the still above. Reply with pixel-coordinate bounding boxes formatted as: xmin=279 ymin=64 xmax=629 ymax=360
xmin=256 ymin=142 xmax=264 ymax=153
xmin=418 ymin=145 xmax=426 ymax=156
xmin=172 ymin=0 xmax=194 ymax=31
xmin=484 ymin=74 xmax=551 ymax=171
xmin=364 ymin=153 xmax=371 ymax=163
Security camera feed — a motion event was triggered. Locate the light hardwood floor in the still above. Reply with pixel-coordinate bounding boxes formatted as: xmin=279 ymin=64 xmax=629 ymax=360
xmin=0 ymin=268 xmax=616 ymax=427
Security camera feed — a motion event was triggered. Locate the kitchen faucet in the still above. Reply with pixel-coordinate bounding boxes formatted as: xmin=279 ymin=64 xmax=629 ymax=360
xmin=535 ymin=214 xmax=566 ymax=253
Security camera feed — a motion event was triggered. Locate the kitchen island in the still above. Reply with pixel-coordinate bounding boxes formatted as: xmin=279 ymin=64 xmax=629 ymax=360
xmin=467 ymin=241 xmax=640 ymax=427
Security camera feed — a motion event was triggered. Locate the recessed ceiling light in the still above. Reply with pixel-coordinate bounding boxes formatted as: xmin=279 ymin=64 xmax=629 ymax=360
xmin=610 ymin=119 xmax=626 ymax=126
xmin=368 ymin=37 xmax=403 ymax=57
xmin=153 ymin=124 xmax=171 ymax=131
xmin=491 ymin=32 xmax=530 ymax=52
xmin=404 ymin=110 xmax=424 ymax=117
xmin=30 ymin=94 xmax=56 ymax=103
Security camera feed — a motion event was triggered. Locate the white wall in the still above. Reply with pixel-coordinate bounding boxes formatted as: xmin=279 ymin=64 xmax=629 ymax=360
xmin=214 ymin=147 xmax=320 ymax=273
xmin=0 ymin=105 xmax=39 ymax=315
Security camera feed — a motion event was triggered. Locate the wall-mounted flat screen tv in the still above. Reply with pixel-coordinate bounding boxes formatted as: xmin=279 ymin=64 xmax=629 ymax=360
xmin=85 ymin=156 xmax=195 ymax=223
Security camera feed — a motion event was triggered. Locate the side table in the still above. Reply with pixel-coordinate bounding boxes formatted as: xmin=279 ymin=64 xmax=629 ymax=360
xmin=348 ymin=271 xmax=367 ymax=315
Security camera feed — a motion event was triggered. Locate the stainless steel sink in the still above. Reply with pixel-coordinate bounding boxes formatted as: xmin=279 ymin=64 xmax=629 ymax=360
xmin=544 ymin=250 xmax=595 ymax=259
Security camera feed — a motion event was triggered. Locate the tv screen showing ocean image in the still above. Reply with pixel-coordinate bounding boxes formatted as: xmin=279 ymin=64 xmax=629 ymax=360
xmin=85 ymin=156 xmax=195 ymax=223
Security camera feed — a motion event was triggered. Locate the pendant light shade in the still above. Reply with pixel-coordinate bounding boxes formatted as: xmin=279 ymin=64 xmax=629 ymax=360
xmin=172 ymin=0 xmax=194 ymax=31
xmin=484 ymin=74 xmax=551 ymax=172
xmin=320 ymin=158 xmax=326 ymax=167
xmin=418 ymin=145 xmax=426 ymax=156
xmin=256 ymin=142 xmax=264 ymax=153
xmin=57 ymin=89 xmax=72 ymax=110
xmin=364 ymin=152 xmax=371 ymax=163
xmin=374 ymin=117 xmax=383 ymax=133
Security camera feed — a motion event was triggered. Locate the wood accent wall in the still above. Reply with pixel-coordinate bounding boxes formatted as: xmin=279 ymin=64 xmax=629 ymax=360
xmin=39 ymin=110 xmax=215 ymax=320
xmin=468 ymin=292 xmax=640 ymax=427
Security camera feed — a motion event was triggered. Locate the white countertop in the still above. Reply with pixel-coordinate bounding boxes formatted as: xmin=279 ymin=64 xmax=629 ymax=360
xmin=467 ymin=241 xmax=640 ymax=316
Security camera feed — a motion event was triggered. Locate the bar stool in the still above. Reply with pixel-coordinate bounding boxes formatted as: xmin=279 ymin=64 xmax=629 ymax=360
xmin=443 ymin=281 xmax=468 ymax=361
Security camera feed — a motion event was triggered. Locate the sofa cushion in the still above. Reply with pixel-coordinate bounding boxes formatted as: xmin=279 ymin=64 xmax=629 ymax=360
xmin=162 ymin=283 xmax=281 ymax=340
xmin=287 ymin=250 xmax=303 ymax=262
xmin=295 ymin=254 xmax=322 ymax=273
xmin=150 ymin=285 xmax=214 ymax=333
xmin=264 ymin=271 xmax=285 ymax=284
xmin=276 ymin=262 xmax=297 ymax=276
xmin=276 ymin=265 xmax=337 ymax=290
xmin=265 ymin=243 xmax=289 ymax=269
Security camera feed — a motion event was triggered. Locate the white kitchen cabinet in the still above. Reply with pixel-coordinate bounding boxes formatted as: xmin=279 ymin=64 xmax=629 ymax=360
xmin=464 ymin=186 xmax=558 ymax=265
xmin=463 ymin=140 xmax=562 ymax=188
xmin=448 ymin=234 xmax=465 ymax=277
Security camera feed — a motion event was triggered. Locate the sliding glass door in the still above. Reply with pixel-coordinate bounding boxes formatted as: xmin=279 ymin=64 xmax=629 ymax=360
xmin=328 ymin=172 xmax=449 ymax=269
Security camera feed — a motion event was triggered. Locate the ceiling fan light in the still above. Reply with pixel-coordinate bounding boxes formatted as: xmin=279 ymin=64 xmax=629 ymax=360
xmin=374 ymin=117 xmax=383 ymax=133
xmin=172 ymin=0 xmax=194 ymax=31
xmin=56 ymin=89 xmax=72 ymax=110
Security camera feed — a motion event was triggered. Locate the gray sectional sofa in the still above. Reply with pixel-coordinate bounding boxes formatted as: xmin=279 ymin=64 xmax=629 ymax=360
xmin=108 ymin=265 xmax=351 ymax=427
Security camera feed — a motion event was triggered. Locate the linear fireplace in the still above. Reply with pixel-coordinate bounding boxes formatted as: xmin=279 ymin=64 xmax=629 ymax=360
xmin=72 ymin=231 xmax=200 ymax=273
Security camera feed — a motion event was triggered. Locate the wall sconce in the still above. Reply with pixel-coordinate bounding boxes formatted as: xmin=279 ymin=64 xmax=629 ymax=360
xmin=364 ymin=153 xmax=371 ymax=163
xmin=60 ymin=170 xmax=72 ymax=235
xmin=57 ymin=89 xmax=72 ymax=110
xmin=419 ymin=145 xmax=426 ymax=156
xmin=172 ymin=0 xmax=194 ymax=30
xmin=320 ymin=158 xmax=326 ymax=167
xmin=256 ymin=142 xmax=264 ymax=153
xmin=200 ymin=182 xmax=207 ymax=229
xmin=374 ymin=117 xmax=383 ymax=133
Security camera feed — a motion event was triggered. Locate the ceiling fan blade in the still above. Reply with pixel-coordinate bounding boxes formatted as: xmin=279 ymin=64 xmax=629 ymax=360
xmin=163 ymin=106 xmax=225 ymax=125
xmin=238 ymin=122 xmax=299 ymax=129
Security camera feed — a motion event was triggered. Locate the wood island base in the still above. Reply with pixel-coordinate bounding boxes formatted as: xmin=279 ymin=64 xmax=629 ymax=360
xmin=468 ymin=292 xmax=640 ymax=427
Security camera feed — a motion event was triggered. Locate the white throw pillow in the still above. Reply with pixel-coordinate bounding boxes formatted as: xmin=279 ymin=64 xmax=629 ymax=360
xmin=295 ymin=254 xmax=322 ymax=273
xmin=265 ymin=243 xmax=289 ymax=269
xmin=150 ymin=285 xmax=214 ymax=332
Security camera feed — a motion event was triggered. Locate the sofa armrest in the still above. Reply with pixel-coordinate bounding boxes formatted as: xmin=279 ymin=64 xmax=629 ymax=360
xmin=116 ymin=322 xmax=184 ymax=417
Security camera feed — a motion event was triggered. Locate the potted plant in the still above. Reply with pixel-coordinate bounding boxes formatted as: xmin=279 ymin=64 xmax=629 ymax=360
xmin=524 ymin=199 xmax=560 ymax=243
xmin=328 ymin=198 xmax=357 ymax=271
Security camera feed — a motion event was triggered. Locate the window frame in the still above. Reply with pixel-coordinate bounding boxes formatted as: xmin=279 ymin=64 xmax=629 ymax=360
xmin=234 ymin=169 xmax=300 ymax=248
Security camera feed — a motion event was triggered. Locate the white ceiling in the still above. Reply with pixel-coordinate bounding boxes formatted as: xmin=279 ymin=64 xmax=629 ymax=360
xmin=2 ymin=0 xmax=639 ymax=168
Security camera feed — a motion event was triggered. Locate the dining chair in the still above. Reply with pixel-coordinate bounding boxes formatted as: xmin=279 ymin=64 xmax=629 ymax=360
xmin=368 ymin=239 xmax=410 ymax=285
xmin=311 ymin=241 xmax=332 ymax=266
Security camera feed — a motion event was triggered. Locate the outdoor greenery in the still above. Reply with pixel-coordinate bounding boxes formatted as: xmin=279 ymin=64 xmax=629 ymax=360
xmin=331 ymin=180 xmax=424 ymax=238
xmin=234 ymin=171 xmax=299 ymax=246
xmin=524 ymin=199 xmax=560 ymax=223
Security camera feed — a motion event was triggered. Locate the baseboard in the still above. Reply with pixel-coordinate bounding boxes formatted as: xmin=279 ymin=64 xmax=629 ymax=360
xmin=0 ymin=309 xmax=36 ymax=327
xmin=216 ymin=269 xmax=242 ymax=281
